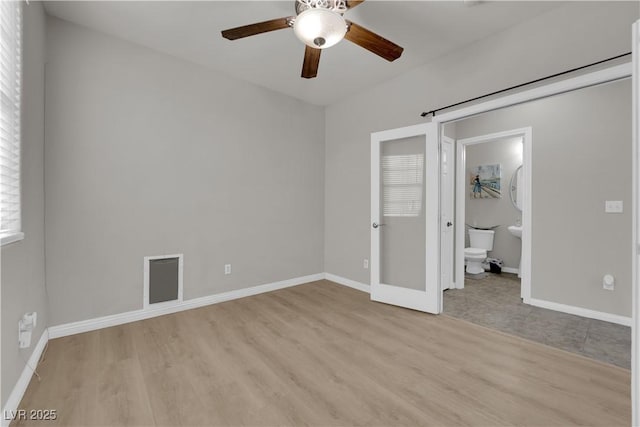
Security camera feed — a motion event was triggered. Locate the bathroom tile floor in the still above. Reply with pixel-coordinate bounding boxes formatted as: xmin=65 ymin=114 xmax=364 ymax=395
xmin=443 ymin=272 xmax=631 ymax=369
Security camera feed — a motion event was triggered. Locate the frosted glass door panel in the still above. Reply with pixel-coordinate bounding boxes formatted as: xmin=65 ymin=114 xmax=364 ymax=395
xmin=380 ymin=135 xmax=426 ymax=291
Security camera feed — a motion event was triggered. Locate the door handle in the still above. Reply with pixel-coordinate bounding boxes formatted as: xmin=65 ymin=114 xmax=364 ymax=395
xmin=372 ymin=222 xmax=386 ymax=229
xmin=446 ymin=221 xmax=453 ymax=227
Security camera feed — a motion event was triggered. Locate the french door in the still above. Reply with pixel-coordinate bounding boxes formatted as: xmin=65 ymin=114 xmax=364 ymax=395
xmin=370 ymin=123 xmax=440 ymax=313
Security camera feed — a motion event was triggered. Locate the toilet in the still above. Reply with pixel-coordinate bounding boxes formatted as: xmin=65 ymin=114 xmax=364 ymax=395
xmin=464 ymin=229 xmax=495 ymax=274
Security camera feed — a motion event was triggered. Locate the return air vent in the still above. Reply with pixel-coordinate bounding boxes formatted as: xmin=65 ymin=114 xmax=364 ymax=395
xmin=143 ymin=254 xmax=183 ymax=308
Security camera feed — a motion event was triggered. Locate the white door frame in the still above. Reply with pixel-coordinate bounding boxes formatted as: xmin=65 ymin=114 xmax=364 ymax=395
xmin=631 ymin=20 xmax=639 ymax=427
xmin=371 ymin=122 xmax=440 ymax=313
xmin=429 ymin=60 xmax=634 ymax=423
xmin=440 ymin=136 xmax=455 ymax=292
xmin=455 ymin=128 xmax=532 ymax=303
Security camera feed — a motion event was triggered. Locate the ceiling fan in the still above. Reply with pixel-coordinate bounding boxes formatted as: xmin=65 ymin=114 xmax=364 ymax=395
xmin=221 ymin=0 xmax=403 ymax=79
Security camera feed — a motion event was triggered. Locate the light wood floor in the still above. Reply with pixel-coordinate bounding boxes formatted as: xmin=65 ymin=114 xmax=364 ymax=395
xmin=15 ymin=280 xmax=630 ymax=426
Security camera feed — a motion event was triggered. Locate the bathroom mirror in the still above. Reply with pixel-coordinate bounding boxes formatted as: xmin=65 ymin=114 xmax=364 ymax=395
xmin=509 ymin=164 xmax=523 ymax=212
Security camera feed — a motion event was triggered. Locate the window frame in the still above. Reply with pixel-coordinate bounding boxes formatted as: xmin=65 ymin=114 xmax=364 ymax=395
xmin=0 ymin=0 xmax=23 ymax=246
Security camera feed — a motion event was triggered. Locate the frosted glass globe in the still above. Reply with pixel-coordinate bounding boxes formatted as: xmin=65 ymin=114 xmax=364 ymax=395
xmin=293 ymin=8 xmax=347 ymax=49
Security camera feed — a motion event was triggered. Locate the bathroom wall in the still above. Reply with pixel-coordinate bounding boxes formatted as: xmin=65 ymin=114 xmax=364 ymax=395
xmin=464 ymin=137 xmax=523 ymax=271
xmin=454 ymin=78 xmax=632 ymax=318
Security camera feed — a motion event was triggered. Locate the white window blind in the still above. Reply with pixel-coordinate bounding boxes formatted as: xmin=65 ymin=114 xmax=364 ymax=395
xmin=382 ymin=154 xmax=424 ymax=217
xmin=0 ymin=0 xmax=22 ymax=238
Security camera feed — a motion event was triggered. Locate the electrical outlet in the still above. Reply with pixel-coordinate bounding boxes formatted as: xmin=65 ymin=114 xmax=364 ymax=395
xmin=363 ymin=259 xmax=369 ymax=269
xmin=605 ymin=200 xmax=623 ymax=213
xmin=18 ymin=312 xmax=37 ymax=349
xmin=603 ymin=274 xmax=615 ymax=291
xmin=224 ymin=264 xmax=232 ymax=275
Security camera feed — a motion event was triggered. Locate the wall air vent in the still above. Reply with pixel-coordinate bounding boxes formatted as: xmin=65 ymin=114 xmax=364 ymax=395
xmin=143 ymin=254 xmax=183 ymax=308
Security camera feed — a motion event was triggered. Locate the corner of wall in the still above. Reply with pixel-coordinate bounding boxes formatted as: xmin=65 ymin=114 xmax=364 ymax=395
xmin=1 ymin=0 xmax=51 ymax=410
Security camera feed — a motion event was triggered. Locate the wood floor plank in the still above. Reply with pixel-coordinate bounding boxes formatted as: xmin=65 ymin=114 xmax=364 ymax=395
xmin=218 ymin=296 xmax=434 ymax=426
xmin=185 ymin=302 xmax=334 ymax=426
xmin=256 ymin=293 xmax=500 ymax=426
xmin=305 ymin=283 xmax=631 ymax=424
xmin=13 ymin=280 xmax=631 ymax=426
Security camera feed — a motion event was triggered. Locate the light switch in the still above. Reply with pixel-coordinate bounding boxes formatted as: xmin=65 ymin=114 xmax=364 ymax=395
xmin=605 ymin=201 xmax=623 ymax=213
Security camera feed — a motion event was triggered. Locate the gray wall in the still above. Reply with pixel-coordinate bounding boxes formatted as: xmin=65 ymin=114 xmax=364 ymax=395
xmin=44 ymin=18 xmax=325 ymax=326
xmin=1 ymin=2 xmax=50 ymax=408
xmin=464 ymin=137 xmax=523 ymax=270
xmin=324 ymin=2 xmax=638 ymax=287
xmin=455 ymin=79 xmax=632 ymax=317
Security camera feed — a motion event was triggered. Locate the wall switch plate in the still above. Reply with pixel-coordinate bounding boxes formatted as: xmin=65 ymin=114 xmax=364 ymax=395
xmin=605 ymin=200 xmax=623 ymax=213
xmin=224 ymin=264 xmax=231 ymax=275
xmin=363 ymin=259 xmax=369 ymax=269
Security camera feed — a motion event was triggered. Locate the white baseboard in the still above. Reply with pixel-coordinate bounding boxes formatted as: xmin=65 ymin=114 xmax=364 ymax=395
xmin=49 ymin=273 xmax=324 ymax=339
xmin=501 ymin=267 xmax=519 ymax=275
xmin=324 ymin=273 xmax=370 ymax=293
xmin=1 ymin=330 xmax=49 ymax=427
xmin=526 ymin=297 xmax=632 ymax=327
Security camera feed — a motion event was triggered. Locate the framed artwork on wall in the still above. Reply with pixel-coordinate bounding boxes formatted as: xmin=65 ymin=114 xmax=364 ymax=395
xmin=469 ymin=163 xmax=501 ymax=199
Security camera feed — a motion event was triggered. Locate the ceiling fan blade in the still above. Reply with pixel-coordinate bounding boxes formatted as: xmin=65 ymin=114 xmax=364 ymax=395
xmin=221 ymin=17 xmax=292 ymax=40
xmin=344 ymin=21 xmax=403 ymax=62
xmin=301 ymin=46 xmax=321 ymax=79
xmin=346 ymin=0 xmax=366 ymax=9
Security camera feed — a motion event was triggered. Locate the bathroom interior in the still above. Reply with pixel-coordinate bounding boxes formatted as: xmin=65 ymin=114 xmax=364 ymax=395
xmin=461 ymin=135 xmax=524 ymax=279
xmin=440 ymin=77 xmax=632 ymax=369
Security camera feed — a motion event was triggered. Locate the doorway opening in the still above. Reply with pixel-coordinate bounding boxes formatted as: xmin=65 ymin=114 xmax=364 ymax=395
xmin=445 ymin=127 xmax=531 ymax=301
xmin=437 ymin=77 xmax=632 ymax=369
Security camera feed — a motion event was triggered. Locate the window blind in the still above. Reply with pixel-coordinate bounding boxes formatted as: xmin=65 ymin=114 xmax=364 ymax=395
xmin=0 ymin=1 xmax=21 ymax=236
xmin=382 ymin=154 xmax=424 ymax=217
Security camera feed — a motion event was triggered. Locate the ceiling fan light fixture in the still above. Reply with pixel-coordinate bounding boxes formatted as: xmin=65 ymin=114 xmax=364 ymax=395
xmin=293 ymin=8 xmax=347 ymax=49
xmin=221 ymin=0 xmax=404 ymax=79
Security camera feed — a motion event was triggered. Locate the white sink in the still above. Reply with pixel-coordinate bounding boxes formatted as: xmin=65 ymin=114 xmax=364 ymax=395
xmin=507 ymin=225 xmax=523 ymax=278
xmin=508 ymin=225 xmax=522 ymax=239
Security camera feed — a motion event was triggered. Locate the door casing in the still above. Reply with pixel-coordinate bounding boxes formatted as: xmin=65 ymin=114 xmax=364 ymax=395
xmin=454 ymin=128 xmax=531 ymax=302
xmin=440 ymin=136 xmax=455 ymax=292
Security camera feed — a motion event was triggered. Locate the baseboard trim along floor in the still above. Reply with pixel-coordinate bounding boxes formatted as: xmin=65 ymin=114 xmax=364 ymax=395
xmin=1 ymin=330 xmax=49 ymax=427
xmin=48 ymin=273 xmax=369 ymax=340
xmin=327 ymin=272 xmax=632 ymax=327
xmin=324 ymin=273 xmax=370 ymax=293
xmin=48 ymin=273 xmax=326 ymax=339
xmin=526 ymin=297 xmax=632 ymax=326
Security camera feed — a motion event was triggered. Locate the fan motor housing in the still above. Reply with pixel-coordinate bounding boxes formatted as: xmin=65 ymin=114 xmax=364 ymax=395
xmin=295 ymin=2 xmax=310 ymax=15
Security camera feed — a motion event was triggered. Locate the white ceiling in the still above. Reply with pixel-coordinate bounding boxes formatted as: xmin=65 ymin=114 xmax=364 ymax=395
xmin=43 ymin=1 xmax=565 ymax=106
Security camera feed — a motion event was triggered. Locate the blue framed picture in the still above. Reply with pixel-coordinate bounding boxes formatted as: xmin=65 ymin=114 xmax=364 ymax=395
xmin=469 ymin=163 xmax=501 ymax=199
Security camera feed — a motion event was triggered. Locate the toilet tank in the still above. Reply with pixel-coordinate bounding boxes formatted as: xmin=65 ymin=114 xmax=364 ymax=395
xmin=468 ymin=229 xmax=495 ymax=250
